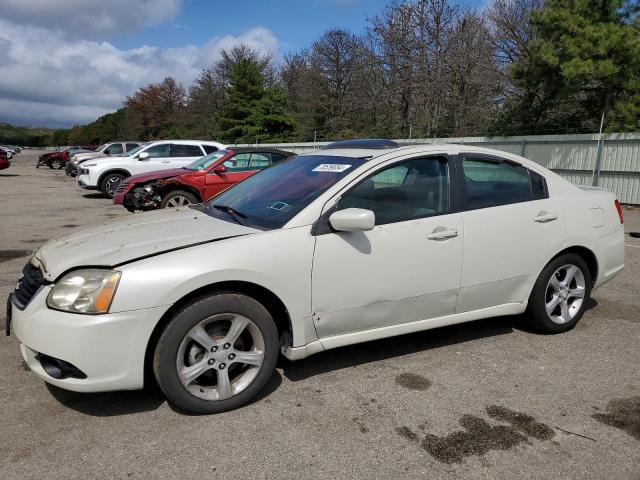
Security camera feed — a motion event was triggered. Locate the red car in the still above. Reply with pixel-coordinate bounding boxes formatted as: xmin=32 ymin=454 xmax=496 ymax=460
xmin=113 ymin=147 xmax=294 ymax=211
xmin=0 ymin=149 xmax=10 ymax=171
xmin=37 ymin=146 xmax=97 ymax=169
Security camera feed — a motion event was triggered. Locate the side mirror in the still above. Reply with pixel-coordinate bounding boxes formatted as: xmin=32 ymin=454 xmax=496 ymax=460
xmin=138 ymin=152 xmax=150 ymax=160
xmin=213 ymin=164 xmax=227 ymax=174
xmin=329 ymin=208 xmax=375 ymax=232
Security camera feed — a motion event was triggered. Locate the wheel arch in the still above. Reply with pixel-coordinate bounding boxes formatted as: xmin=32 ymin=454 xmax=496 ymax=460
xmin=549 ymin=245 xmax=598 ymax=286
xmin=143 ymin=280 xmax=292 ymax=387
xmin=161 ymin=184 xmax=203 ymax=203
xmin=98 ymin=168 xmax=131 ymax=188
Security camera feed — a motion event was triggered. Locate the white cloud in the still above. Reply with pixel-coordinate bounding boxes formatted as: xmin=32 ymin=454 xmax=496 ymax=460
xmin=0 ymin=0 xmax=182 ymax=38
xmin=0 ymin=20 xmax=281 ymax=127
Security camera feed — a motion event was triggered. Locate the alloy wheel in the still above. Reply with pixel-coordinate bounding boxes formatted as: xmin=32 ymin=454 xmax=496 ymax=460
xmin=545 ymin=264 xmax=586 ymax=324
xmin=176 ymin=313 xmax=265 ymax=401
xmin=166 ymin=195 xmax=193 ymax=208
xmin=105 ymin=176 xmax=123 ymax=196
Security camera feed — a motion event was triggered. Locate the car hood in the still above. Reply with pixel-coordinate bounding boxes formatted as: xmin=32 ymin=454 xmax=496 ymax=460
xmin=127 ymin=168 xmax=189 ymax=184
xmin=75 ymin=152 xmax=106 ymax=162
xmin=33 ymin=207 xmax=259 ymax=280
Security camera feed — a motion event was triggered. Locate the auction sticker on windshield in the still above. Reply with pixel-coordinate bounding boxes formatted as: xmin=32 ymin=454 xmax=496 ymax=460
xmin=312 ymin=164 xmax=352 ymax=173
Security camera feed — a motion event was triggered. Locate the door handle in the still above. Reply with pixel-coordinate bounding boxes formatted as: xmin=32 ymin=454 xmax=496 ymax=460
xmin=427 ymin=229 xmax=458 ymax=240
xmin=534 ymin=212 xmax=558 ymax=223
xmin=161 ymin=160 xmax=170 ymax=163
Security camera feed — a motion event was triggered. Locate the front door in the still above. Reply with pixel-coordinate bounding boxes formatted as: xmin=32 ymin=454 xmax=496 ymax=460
xmin=311 ymin=155 xmax=463 ymax=339
xmin=134 ymin=143 xmax=171 ymax=174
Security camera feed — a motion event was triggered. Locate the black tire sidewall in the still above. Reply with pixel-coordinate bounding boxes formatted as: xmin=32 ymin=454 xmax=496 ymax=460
xmin=161 ymin=190 xmax=198 ymax=208
xmin=100 ymin=173 xmax=125 ymax=197
xmin=154 ymin=292 xmax=279 ymax=414
xmin=528 ymin=253 xmax=592 ymax=333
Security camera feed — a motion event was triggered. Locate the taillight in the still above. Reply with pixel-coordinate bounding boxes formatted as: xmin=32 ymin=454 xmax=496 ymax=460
xmin=614 ymin=199 xmax=624 ymax=224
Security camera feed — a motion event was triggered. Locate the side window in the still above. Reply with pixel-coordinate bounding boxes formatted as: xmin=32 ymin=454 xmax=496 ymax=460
xmin=203 ymin=145 xmax=219 ymax=154
xmin=106 ymin=144 xmax=123 ymax=155
xmin=462 ymin=157 xmax=544 ymax=209
xmin=249 ymin=153 xmax=271 ymax=169
xmin=338 ymin=156 xmax=449 ymax=226
xmin=125 ymin=143 xmax=139 ymax=151
xmin=144 ymin=144 xmax=171 ymax=158
xmin=171 ymin=144 xmax=204 ymax=157
xmin=223 ymin=153 xmax=251 ymax=171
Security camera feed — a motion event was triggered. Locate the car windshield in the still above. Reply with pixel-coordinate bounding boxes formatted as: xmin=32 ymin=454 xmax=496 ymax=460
xmin=185 ymin=151 xmax=227 ymax=170
xmin=96 ymin=143 xmax=109 ymax=152
xmin=202 ymin=155 xmax=365 ymax=230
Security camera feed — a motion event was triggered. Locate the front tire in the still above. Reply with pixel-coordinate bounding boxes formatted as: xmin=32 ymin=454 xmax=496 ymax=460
xmin=100 ymin=172 xmax=126 ymax=198
xmin=161 ymin=190 xmax=198 ymax=208
xmin=50 ymin=159 xmax=63 ymax=170
xmin=153 ymin=293 xmax=279 ymax=414
xmin=526 ymin=253 xmax=592 ymax=333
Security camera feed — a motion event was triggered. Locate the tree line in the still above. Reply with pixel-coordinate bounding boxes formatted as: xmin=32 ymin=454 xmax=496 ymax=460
xmin=57 ymin=0 xmax=639 ymax=146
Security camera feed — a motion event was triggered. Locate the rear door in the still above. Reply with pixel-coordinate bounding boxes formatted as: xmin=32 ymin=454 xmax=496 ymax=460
xmin=456 ymin=153 xmax=566 ymax=312
xmin=170 ymin=143 xmax=205 ymax=167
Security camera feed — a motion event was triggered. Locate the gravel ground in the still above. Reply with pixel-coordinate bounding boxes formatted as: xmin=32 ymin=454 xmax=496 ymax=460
xmin=1 ymin=150 xmax=639 ymax=479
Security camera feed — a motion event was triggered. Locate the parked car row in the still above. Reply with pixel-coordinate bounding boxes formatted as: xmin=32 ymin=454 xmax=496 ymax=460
xmin=37 ymin=145 xmax=98 ymax=169
xmin=66 ymin=141 xmax=142 ymax=176
xmin=10 ymin=138 xmax=625 ymax=414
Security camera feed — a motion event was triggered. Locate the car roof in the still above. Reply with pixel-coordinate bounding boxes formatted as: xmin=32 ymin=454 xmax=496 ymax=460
xmin=227 ymin=147 xmax=294 ymax=156
xmin=146 ymin=140 xmax=224 ymax=145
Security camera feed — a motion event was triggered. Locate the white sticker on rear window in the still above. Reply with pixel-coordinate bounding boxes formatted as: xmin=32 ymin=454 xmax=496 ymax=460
xmin=312 ymin=164 xmax=352 ymax=173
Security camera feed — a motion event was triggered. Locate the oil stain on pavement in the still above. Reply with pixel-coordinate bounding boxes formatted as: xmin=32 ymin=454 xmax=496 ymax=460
xmin=395 ymin=372 xmax=432 ymax=391
xmin=396 ymin=405 xmax=554 ymax=464
xmin=592 ymin=396 xmax=640 ymax=441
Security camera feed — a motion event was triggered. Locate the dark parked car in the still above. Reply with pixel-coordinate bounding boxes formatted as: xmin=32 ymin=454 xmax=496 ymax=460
xmin=113 ymin=148 xmax=294 ymax=211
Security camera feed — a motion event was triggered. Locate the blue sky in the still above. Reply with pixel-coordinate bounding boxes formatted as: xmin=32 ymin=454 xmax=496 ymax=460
xmin=0 ymin=0 xmax=485 ymax=127
xmin=115 ymin=0 xmax=483 ymax=54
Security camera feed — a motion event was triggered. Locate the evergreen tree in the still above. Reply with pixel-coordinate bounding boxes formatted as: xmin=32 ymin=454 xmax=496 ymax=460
xmin=494 ymin=0 xmax=640 ymax=134
xmin=248 ymin=87 xmax=298 ymax=142
xmin=218 ymin=59 xmax=265 ymax=142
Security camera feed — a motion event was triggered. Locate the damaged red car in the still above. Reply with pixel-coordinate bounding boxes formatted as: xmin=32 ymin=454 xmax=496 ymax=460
xmin=113 ymin=147 xmax=295 ymax=211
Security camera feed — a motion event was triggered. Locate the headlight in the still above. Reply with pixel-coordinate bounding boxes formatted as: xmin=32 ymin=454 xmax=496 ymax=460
xmin=47 ymin=269 xmax=121 ymax=314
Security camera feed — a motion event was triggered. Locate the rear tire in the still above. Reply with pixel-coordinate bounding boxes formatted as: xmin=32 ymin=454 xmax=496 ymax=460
xmin=526 ymin=253 xmax=592 ymax=333
xmin=153 ymin=292 xmax=279 ymax=414
xmin=161 ymin=190 xmax=198 ymax=208
xmin=100 ymin=172 xmax=126 ymax=198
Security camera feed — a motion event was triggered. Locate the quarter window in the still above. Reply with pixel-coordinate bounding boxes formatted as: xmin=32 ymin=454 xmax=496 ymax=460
xmin=203 ymin=145 xmax=219 ymax=154
xmin=462 ymin=157 xmax=548 ymax=210
xmin=125 ymin=143 xmax=140 ymax=151
xmin=338 ymin=157 xmax=449 ymax=225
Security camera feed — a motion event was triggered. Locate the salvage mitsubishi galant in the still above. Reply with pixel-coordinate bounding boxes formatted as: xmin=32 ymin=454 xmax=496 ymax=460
xmin=8 ymin=141 xmax=625 ymax=413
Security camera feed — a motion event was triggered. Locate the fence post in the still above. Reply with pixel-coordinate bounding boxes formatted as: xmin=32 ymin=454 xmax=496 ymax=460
xmin=592 ymin=135 xmax=605 ymax=187
xmin=520 ymin=139 xmax=526 ymax=157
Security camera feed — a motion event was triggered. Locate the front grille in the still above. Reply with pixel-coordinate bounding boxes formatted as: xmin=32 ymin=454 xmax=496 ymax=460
xmin=116 ymin=181 xmax=129 ymax=193
xmin=13 ymin=262 xmax=49 ymax=309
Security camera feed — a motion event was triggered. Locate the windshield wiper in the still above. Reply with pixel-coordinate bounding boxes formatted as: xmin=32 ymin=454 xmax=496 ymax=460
xmin=212 ymin=204 xmax=247 ymax=225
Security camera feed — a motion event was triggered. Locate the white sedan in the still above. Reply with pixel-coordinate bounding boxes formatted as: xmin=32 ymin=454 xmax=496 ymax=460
xmin=9 ymin=140 xmax=625 ymax=413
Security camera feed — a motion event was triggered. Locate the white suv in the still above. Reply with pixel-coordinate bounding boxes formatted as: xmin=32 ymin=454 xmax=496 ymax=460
xmin=76 ymin=140 xmax=226 ymax=197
